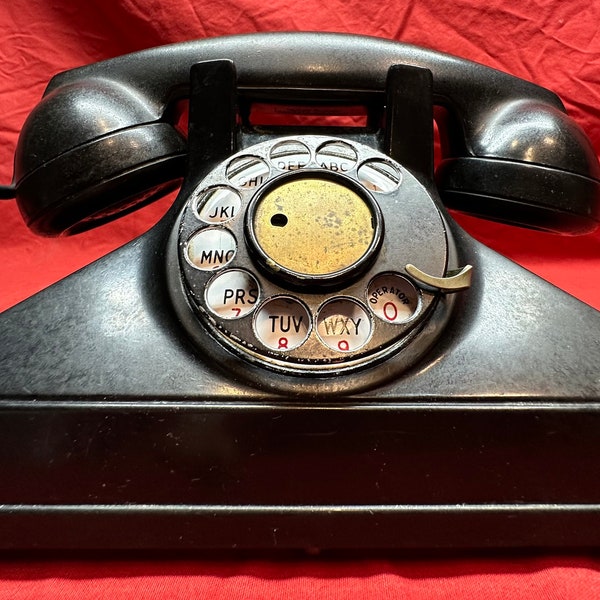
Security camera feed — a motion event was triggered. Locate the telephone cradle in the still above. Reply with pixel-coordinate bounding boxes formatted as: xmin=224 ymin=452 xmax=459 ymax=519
xmin=0 ymin=33 xmax=599 ymax=551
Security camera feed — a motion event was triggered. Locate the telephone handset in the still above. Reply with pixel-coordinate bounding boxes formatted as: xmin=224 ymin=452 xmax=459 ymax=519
xmin=1 ymin=33 xmax=600 ymax=549
xmin=12 ymin=32 xmax=600 ymax=236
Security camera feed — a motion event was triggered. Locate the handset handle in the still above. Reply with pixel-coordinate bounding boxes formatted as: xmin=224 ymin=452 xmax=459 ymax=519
xmin=48 ymin=32 xmax=560 ymax=112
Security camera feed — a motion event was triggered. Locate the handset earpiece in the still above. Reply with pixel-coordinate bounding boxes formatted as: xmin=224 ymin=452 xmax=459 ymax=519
xmin=436 ymin=98 xmax=600 ymax=233
xmin=12 ymin=33 xmax=600 ymax=235
xmin=13 ymin=78 xmax=186 ymax=235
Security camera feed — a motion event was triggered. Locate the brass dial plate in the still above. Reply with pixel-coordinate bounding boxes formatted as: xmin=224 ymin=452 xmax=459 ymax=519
xmin=252 ymin=177 xmax=377 ymax=278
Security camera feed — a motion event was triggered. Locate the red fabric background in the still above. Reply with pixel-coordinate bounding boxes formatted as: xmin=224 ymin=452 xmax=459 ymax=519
xmin=1 ymin=0 xmax=600 ymax=597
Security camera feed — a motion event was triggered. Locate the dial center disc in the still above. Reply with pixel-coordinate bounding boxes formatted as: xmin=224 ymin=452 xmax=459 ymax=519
xmin=250 ymin=176 xmax=379 ymax=281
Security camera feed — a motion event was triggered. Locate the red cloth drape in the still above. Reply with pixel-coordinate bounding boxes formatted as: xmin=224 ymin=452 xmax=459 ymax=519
xmin=1 ymin=1 xmax=600 ymax=597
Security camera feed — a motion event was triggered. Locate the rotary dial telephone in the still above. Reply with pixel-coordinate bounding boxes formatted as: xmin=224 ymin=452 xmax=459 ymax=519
xmin=1 ymin=33 xmax=600 ymax=550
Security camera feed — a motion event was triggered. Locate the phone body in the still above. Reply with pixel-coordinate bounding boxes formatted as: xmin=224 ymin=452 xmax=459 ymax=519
xmin=0 ymin=33 xmax=599 ymax=551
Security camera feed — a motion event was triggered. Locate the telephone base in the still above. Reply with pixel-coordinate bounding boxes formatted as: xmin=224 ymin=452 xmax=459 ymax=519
xmin=1 ymin=217 xmax=599 ymax=550
xmin=0 ymin=399 xmax=599 ymax=550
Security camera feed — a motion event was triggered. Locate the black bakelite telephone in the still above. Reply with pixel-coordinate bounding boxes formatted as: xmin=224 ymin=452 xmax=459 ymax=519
xmin=1 ymin=32 xmax=600 ymax=550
